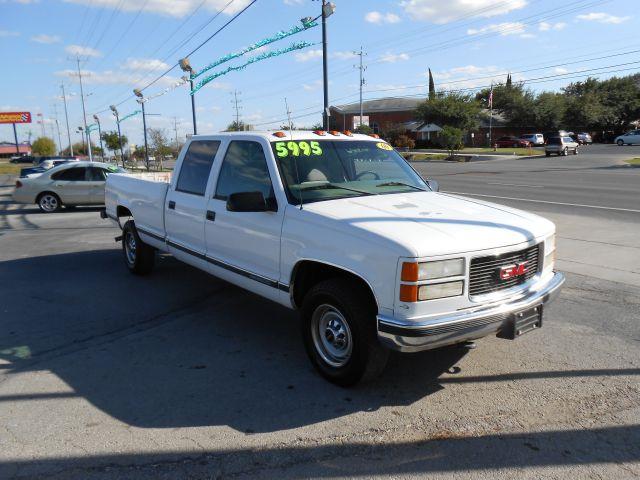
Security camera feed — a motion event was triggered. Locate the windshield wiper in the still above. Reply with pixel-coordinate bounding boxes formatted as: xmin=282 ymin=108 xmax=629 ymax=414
xmin=299 ymin=183 xmax=375 ymax=196
xmin=375 ymin=181 xmax=426 ymax=191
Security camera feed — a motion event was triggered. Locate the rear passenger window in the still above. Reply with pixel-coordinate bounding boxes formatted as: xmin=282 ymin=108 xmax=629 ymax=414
xmin=51 ymin=167 xmax=87 ymax=181
xmin=175 ymin=140 xmax=221 ymax=195
xmin=214 ymin=141 xmax=273 ymax=201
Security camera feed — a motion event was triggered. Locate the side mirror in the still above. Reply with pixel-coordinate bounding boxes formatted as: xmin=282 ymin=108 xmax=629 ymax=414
xmin=226 ymin=191 xmax=274 ymax=212
xmin=426 ymin=179 xmax=439 ymax=192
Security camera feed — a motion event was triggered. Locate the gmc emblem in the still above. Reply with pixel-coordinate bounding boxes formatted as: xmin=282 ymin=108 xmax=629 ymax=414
xmin=499 ymin=261 xmax=528 ymax=280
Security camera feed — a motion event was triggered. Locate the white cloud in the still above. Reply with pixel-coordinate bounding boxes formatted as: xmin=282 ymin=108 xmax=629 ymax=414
xmin=65 ymin=44 xmax=101 ymax=57
xmin=54 ymin=69 xmax=182 ymax=88
xmin=553 ymin=67 xmax=569 ymax=75
xmin=62 ymin=0 xmax=253 ymax=18
xmin=434 ymin=65 xmax=519 ymax=90
xmin=0 ymin=30 xmax=20 ymax=37
xmin=577 ymin=12 xmax=630 ymax=24
xmin=31 ymin=34 xmax=61 ymax=44
xmin=380 ymin=52 xmax=410 ymax=63
xmin=295 ymin=50 xmax=356 ymax=62
xmin=539 ymin=21 xmax=566 ymax=31
xmin=121 ymin=58 xmax=169 ymax=71
xmin=468 ymin=22 xmax=526 ymax=36
xmin=401 ymin=0 xmax=527 ymax=24
xmin=283 ymin=0 xmax=303 ymax=4
xmin=519 ymin=33 xmax=536 ymax=39
xmin=302 ymin=80 xmax=322 ymax=91
xmin=365 ymin=11 xmax=401 ymax=24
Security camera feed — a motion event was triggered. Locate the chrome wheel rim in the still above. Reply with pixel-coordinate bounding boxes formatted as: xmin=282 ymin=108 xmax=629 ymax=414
xmin=39 ymin=194 xmax=58 ymax=212
xmin=311 ymin=304 xmax=353 ymax=368
xmin=124 ymin=231 xmax=136 ymax=266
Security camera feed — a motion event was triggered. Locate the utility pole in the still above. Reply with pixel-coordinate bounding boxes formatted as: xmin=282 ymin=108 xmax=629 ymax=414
xmin=172 ymin=116 xmax=179 ymax=146
xmin=52 ymin=104 xmax=63 ymax=154
xmin=110 ymin=105 xmax=125 ymax=167
xmin=354 ymin=46 xmax=367 ymax=131
xmin=75 ymin=56 xmax=92 ymax=161
xmin=61 ymin=83 xmax=73 ymax=156
xmin=179 ymin=58 xmax=198 ymax=135
xmin=231 ymin=90 xmax=242 ymax=130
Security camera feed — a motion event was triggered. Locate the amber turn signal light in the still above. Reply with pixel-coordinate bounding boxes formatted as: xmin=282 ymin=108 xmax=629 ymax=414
xmin=401 ymin=262 xmax=419 ymax=282
xmin=399 ymin=284 xmax=418 ymax=302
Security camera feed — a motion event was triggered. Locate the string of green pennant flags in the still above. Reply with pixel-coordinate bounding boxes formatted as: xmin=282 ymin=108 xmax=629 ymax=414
xmin=191 ymin=41 xmax=316 ymax=95
xmin=192 ymin=18 xmax=318 ymax=81
xmin=118 ymin=110 xmax=141 ymax=123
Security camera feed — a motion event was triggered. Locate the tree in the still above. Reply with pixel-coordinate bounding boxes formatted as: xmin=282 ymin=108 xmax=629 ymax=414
xmin=415 ymin=92 xmax=481 ymax=132
xmin=475 ymin=83 xmax=535 ymax=127
xmin=101 ymin=131 xmax=127 ymax=158
xmin=225 ymin=120 xmax=250 ymax=131
xmin=354 ymin=124 xmax=373 ymax=134
xmin=533 ymin=92 xmax=567 ymax=131
xmin=394 ymin=135 xmax=415 ymax=149
xmin=506 ymin=73 xmax=512 ymax=89
xmin=31 ymin=136 xmax=56 ymax=156
xmin=148 ymin=128 xmax=173 ymax=170
xmin=438 ymin=126 xmax=464 ymax=156
xmin=428 ymin=68 xmax=435 ymax=100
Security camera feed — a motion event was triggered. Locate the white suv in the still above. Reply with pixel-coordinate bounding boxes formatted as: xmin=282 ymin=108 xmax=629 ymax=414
xmin=520 ymin=133 xmax=544 ymax=146
xmin=545 ymin=136 xmax=579 ymax=156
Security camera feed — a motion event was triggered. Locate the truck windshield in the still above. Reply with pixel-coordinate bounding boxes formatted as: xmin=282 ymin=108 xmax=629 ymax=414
xmin=271 ymin=139 xmax=429 ymax=205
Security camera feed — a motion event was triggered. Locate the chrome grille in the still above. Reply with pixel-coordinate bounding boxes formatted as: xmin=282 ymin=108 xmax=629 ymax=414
xmin=469 ymin=244 xmax=541 ymax=297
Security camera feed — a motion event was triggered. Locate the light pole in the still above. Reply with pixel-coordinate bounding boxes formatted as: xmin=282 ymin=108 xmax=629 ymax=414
xmin=61 ymin=83 xmax=73 ymax=156
xmin=179 ymin=58 xmax=197 ymax=135
xmin=110 ymin=105 xmax=125 ymax=167
xmin=317 ymin=1 xmax=336 ymax=130
xmin=76 ymin=56 xmax=93 ymax=161
xmin=133 ymin=89 xmax=150 ymax=170
xmin=93 ymin=114 xmax=104 ymax=161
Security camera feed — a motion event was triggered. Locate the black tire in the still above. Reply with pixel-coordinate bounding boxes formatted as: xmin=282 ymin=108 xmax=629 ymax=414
xmin=617 ymin=139 xmax=624 ymax=146
xmin=301 ymin=278 xmax=389 ymax=386
xmin=37 ymin=192 xmax=61 ymax=213
xmin=122 ymin=220 xmax=155 ymax=275
xmin=562 ymin=147 xmax=568 ymax=156
xmin=545 ymin=152 xmax=551 ymax=157
xmin=573 ymin=147 xmax=579 ymax=155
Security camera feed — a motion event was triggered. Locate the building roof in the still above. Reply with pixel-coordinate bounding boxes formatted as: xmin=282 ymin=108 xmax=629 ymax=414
xmin=331 ymin=97 xmax=425 ymax=114
xmin=0 ymin=143 xmax=30 ymax=155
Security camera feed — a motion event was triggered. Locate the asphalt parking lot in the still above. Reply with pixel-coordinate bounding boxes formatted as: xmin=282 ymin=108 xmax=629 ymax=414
xmin=0 ymin=143 xmax=639 ymax=479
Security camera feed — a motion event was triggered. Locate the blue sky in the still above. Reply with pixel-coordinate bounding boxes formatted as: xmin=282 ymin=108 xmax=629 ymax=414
xmin=1 ymin=0 xmax=637 ymax=148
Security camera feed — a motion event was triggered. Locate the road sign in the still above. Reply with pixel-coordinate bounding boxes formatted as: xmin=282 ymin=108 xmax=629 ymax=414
xmin=0 ymin=112 xmax=32 ymax=124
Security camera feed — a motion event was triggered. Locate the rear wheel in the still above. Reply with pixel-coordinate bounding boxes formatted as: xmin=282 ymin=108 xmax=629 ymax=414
xmin=37 ymin=192 xmax=61 ymax=213
xmin=617 ymin=139 xmax=624 ymax=146
xmin=122 ymin=220 xmax=155 ymax=275
xmin=562 ymin=147 xmax=569 ymax=156
xmin=545 ymin=152 xmax=551 ymax=157
xmin=301 ymin=278 xmax=389 ymax=386
xmin=573 ymin=147 xmax=579 ymax=155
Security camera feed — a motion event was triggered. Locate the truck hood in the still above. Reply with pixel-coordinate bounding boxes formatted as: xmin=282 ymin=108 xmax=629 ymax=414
xmin=304 ymin=191 xmax=554 ymax=257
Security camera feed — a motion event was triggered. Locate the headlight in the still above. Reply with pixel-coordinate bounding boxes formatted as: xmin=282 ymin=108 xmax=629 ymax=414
xmin=418 ymin=281 xmax=464 ymax=300
xmin=402 ymin=258 xmax=465 ymax=281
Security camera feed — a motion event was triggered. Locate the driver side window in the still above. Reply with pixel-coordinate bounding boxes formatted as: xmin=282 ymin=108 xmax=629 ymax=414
xmin=214 ymin=141 xmax=274 ymax=201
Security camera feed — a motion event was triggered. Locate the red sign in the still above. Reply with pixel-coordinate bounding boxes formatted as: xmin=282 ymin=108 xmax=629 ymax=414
xmin=0 ymin=112 xmax=32 ymax=124
xmin=499 ymin=262 xmax=528 ymax=280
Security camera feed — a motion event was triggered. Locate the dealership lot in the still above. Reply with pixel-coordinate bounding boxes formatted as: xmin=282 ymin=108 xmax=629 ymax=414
xmin=0 ymin=144 xmax=639 ymax=479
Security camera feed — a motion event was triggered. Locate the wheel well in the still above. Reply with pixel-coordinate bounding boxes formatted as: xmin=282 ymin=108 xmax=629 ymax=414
xmin=290 ymin=261 xmax=378 ymax=311
xmin=116 ymin=205 xmax=132 ymax=218
xmin=36 ymin=191 xmax=60 ymax=202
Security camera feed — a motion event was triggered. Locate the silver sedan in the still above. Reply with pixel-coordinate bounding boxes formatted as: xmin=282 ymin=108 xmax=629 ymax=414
xmin=12 ymin=161 xmax=126 ymax=213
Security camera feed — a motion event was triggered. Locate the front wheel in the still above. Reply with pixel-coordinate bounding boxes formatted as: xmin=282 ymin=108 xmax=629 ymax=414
xmin=301 ymin=278 xmax=389 ymax=386
xmin=617 ymin=139 xmax=624 ymax=146
xmin=545 ymin=152 xmax=551 ymax=157
xmin=573 ymin=147 xmax=579 ymax=155
xmin=122 ymin=220 xmax=155 ymax=275
xmin=562 ymin=147 xmax=569 ymax=156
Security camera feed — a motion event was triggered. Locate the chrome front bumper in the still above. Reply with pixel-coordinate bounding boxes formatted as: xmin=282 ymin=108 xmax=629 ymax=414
xmin=377 ymin=272 xmax=565 ymax=352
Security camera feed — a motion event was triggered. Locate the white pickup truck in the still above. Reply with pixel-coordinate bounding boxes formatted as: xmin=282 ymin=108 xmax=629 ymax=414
xmin=103 ymin=131 xmax=564 ymax=386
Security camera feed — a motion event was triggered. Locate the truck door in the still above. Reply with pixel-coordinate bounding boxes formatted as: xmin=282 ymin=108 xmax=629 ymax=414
xmin=204 ymin=140 xmax=284 ymax=300
xmin=165 ymin=140 xmax=221 ymax=269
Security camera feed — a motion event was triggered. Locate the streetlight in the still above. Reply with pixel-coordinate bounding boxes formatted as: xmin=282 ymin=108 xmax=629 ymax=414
xmin=93 ymin=114 xmax=104 ymax=162
xmin=133 ymin=88 xmax=150 ymax=170
xmin=110 ymin=105 xmax=125 ymax=167
xmin=314 ymin=1 xmax=336 ymax=130
xmin=179 ymin=57 xmax=197 ymax=135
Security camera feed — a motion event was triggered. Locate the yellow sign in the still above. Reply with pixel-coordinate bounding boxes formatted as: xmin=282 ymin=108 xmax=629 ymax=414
xmin=376 ymin=142 xmax=393 ymax=151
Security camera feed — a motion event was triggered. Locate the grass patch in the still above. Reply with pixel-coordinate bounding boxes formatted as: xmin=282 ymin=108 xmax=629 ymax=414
xmin=625 ymin=158 xmax=640 ymax=166
xmin=0 ymin=163 xmax=21 ymax=175
xmin=402 ymin=153 xmax=449 ymax=161
xmin=461 ymin=147 xmax=544 ymax=156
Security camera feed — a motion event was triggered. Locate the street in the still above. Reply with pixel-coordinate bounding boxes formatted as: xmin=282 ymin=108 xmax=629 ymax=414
xmin=0 ymin=143 xmax=639 ymax=479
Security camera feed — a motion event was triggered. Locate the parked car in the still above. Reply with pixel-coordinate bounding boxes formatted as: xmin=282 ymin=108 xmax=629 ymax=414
xmin=103 ymin=131 xmax=564 ymax=386
xmin=614 ymin=130 xmax=640 ymax=146
xmin=13 ymin=161 xmax=126 ymax=212
xmin=545 ymin=136 xmax=579 ymax=156
xmin=575 ymin=133 xmax=593 ymax=145
xmin=33 ymin=155 xmax=80 ymax=166
xmin=520 ymin=133 xmax=545 ymax=146
xmin=10 ymin=155 xmax=37 ymax=164
xmin=543 ymin=131 xmax=569 ymax=143
xmin=19 ymin=158 xmax=81 ymax=178
xmin=495 ymin=136 xmax=531 ymax=148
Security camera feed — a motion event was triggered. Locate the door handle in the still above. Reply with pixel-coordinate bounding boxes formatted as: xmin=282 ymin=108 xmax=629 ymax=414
xmin=168 ymin=200 xmax=176 ymax=210
xmin=206 ymin=210 xmax=216 ymax=221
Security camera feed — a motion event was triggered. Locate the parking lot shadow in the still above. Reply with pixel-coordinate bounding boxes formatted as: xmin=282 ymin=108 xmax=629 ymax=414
xmin=0 ymin=249 xmax=469 ymax=433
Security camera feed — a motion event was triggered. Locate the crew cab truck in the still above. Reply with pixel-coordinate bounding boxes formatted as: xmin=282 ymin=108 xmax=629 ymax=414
xmin=103 ymin=131 xmax=565 ymax=386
